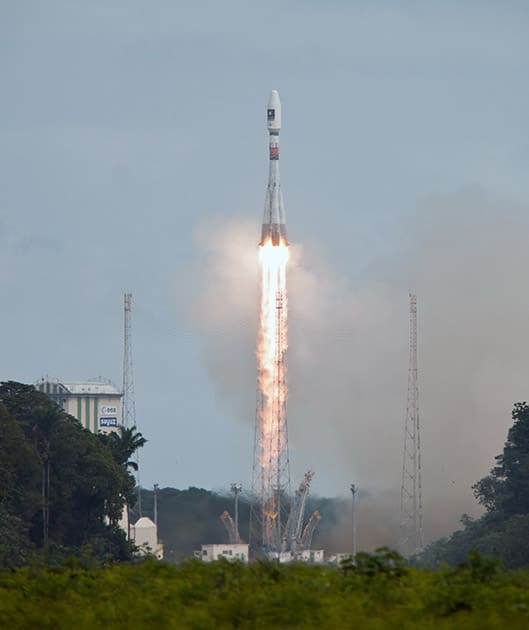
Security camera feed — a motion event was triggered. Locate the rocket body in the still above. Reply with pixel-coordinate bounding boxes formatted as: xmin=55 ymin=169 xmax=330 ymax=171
xmin=260 ymin=90 xmax=288 ymax=246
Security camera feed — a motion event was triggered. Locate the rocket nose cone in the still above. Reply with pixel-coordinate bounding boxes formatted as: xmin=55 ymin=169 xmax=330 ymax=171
xmin=268 ymin=90 xmax=281 ymax=108
xmin=267 ymin=90 xmax=282 ymax=131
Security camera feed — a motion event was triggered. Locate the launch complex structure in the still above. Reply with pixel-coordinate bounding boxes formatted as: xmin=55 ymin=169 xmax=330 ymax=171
xmin=222 ymin=95 xmax=423 ymax=560
xmin=245 ymin=91 xmax=320 ymax=558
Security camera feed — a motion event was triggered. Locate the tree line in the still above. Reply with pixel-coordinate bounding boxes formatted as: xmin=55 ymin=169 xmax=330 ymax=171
xmin=419 ymin=401 xmax=529 ymax=568
xmin=0 ymin=381 xmax=145 ymax=567
xmin=3 ymin=378 xmax=529 ymax=570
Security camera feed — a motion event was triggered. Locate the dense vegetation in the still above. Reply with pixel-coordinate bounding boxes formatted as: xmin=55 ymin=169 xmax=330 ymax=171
xmin=420 ymin=402 xmax=529 ymax=568
xmin=4 ymin=380 xmax=529 ymax=627
xmin=1 ymin=552 xmax=529 ymax=628
xmin=0 ymin=381 xmax=144 ymax=566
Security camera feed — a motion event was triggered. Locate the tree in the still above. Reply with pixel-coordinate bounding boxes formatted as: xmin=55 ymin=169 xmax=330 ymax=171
xmin=99 ymin=426 xmax=147 ymax=537
xmin=419 ymin=402 xmax=529 ymax=569
xmin=0 ymin=381 xmax=139 ymax=563
xmin=99 ymin=425 xmax=147 ymax=472
xmin=474 ymin=401 xmax=529 ymax=517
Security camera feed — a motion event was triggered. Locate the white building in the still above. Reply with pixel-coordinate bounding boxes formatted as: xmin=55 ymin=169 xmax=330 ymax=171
xmin=196 ymin=544 xmax=249 ymax=564
xmin=268 ymin=549 xmax=325 ymax=564
xmin=132 ymin=516 xmax=164 ymax=560
xmin=328 ymin=553 xmax=353 ymax=566
xmin=35 ymin=378 xmax=122 ymax=433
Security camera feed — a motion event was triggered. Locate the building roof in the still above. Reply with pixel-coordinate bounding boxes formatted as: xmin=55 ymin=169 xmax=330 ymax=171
xmin=35 ymin=378 xmax=121 ymax=395
xmin=134 ymin=517 xmax=156 ymax=529
xmin=61 ymin=381 xmax=121 ymax=395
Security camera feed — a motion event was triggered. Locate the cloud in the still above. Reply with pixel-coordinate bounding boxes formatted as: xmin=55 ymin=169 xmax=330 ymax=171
xmin=189 ymin=189 xmax=529 ymax=544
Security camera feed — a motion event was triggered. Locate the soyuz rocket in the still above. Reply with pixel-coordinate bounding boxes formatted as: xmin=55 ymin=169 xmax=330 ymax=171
xmin=260 ymin=90 xmax=288 ymax=246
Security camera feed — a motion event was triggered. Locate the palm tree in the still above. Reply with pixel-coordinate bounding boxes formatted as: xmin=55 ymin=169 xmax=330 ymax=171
xmin=100 ymin=426 xmax=146 ymax=537
xmin=103 ymin=425 xmax=146 ymax=469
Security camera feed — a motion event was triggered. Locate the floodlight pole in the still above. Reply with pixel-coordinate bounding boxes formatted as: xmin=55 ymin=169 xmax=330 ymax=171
xmin=350 ymin=484 xmax=357 ymax=559
xmin=153 ymin=483 xmax=159 ymax=526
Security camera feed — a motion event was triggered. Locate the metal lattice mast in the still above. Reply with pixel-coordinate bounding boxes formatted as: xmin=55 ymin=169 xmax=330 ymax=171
xmin=399 ymin=293 xmax=424 ymax=556
xmin=250 ymin=286 xmax=291 ymax=555
xmin=122 ymin=293 xmax=135 ymax=429
xmin=123 ymin=292 xmax=142 ymax=516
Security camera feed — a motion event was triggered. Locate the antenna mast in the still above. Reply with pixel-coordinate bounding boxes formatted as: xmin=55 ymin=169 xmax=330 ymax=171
xmin=123 ymin=292 xmax=142 ymax=516
xmin=399 ymin=293 xmax=424 ymax=556
xmin=122 ymin=293 xmax=135 ymax=429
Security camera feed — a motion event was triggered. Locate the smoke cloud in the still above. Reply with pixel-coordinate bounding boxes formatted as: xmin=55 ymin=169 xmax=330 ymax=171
xmin=189 ymin=188 xmax=529 ymax=547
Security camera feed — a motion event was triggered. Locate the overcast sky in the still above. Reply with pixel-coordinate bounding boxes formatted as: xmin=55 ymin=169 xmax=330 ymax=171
xmin=2 ymin=1 xmax=529 ymax=539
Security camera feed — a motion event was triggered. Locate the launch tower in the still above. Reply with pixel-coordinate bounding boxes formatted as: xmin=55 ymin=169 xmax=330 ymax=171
xmin=399 ymin=293 xmax=424 ymax=555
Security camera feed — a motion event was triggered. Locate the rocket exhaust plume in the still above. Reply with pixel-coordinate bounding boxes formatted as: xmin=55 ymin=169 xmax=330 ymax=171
xmin=252 ymin=90 xmax=291 ymax=552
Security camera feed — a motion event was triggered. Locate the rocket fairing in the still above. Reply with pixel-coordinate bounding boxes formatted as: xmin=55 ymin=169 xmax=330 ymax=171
xmin=260 ymin=90 xmax=288 ymax=246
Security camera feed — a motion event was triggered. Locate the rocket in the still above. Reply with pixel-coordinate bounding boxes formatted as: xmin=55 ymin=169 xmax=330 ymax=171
xmin=260 ymin=90 xmax=288 ymax=246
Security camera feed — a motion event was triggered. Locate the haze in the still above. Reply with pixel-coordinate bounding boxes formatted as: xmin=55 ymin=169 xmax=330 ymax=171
xmin=2 ymin=1 xmax=529 ymax=541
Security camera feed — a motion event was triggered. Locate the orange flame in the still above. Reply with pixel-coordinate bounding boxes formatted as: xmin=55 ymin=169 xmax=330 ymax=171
xmin=257 ymin=237 xmax=289 ymax=505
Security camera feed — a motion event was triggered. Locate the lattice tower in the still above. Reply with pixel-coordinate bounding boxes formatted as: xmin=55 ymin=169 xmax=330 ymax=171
xmin=123 ymin=292 xmax=142 ymax=516
xmin=250 ymin=287 xmax=291 ymax=555
xmin=399 ymin=293 xmax=424 ymax=556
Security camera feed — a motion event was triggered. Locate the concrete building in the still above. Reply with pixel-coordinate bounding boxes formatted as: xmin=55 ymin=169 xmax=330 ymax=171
xmin=268 ymin=549 xmax=325 ymax=564
xmin=328 ymin=553 xmax=353 ymax=566
xmin=132 ymin=517 xmax=164 ymax=560
xmin=35 ymin=378 xmax=122 ymax=433
xmin=195 ymin=544 xmax=249 ymax=564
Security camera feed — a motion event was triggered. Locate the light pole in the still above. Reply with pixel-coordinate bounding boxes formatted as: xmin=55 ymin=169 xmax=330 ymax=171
xmin=153 ymin=483 xmax=159 ymax=526
xmin=350 ymin=484 xmax=357 ymax=559
xmin=231 ymin=483 xmax=242 ymax=543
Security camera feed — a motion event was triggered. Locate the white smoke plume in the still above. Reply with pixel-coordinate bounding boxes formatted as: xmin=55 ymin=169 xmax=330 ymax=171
xmin=189 ymin=189 xmax=529 ymax=547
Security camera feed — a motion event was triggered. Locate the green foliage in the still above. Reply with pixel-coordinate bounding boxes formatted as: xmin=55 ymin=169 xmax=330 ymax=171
xmin=98 ymin=425 xmax=147 ymax=474
xmin=341 ymin=546 xmax=408 ymax=578
xmin=0 ymin=381 xmax=141 ymax=567
xmin=2 ymin=557 xmax=529 ymax=628
xmin=0 ymin=506 xmax=33 ymax=568
xmin=474 ymin=401 xmax=529 ymax=517
xmin=420 ymin=402 xmax=529 ymax=569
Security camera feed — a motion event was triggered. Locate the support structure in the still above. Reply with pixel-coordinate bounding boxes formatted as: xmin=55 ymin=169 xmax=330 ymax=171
xmin=250 ymin=264 xmax=291 ymax=554
xmin=231 ymin=483 xmax=242 ymax=543
xmin=350 ymin=483 xmax=357 ymax=559
xmin=399 ymin=293 xmax=424 ymax=556
xmin=283 ymin=470 xmax=314 ymax=552
xmin=122 ymin=293 xmax=135 ymax=430
xmin=123 ymin=292 xmax=142 ymax=516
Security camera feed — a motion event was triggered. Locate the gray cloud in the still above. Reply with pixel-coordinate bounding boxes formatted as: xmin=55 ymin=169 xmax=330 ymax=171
xmin=191 ymin=189 xmax=529 ymax=544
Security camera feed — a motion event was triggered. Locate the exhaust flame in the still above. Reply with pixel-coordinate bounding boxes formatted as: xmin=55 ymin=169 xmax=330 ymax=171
xmin=257 ymin=237 xmax=289 ymax=546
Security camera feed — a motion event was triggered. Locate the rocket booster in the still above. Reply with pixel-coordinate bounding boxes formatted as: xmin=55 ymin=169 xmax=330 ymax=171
xmin=260 ymin=90 xmax=288 ymax=246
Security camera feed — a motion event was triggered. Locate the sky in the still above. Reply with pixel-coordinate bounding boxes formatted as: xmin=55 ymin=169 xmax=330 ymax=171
xmin=1 ymin=1 xmax=529 ymax=541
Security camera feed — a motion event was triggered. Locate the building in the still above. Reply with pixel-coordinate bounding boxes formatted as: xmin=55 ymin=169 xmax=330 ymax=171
xmin=327 ymin=553 xmax=353 ymax=566
xmin=35 ymin=378 xmax=122 ymax=434
xmin=132 ymin=517 xmax=164 ymax=560
xmin=195 ymin=544 xmax=249 ymax=564
xmin=268 ymin=549 xmax=325 ymax=564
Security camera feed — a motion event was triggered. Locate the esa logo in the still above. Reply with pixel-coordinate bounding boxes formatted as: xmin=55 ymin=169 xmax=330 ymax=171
xmin=101 ymin=406 xmax=117 ymax=415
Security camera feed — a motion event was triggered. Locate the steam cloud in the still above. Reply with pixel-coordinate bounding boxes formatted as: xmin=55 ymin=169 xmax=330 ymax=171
xmin=190 ymin=189 xmax=529 ymax=548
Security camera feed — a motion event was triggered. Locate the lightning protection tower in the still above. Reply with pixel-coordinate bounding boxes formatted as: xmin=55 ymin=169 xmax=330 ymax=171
xmin=122 ymin=293 xmax=135 ymax=430
xmin=399 ymin=293 xmax=424 ymax=556
xmin=123 ymin=292 xmax=142 ymax=516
